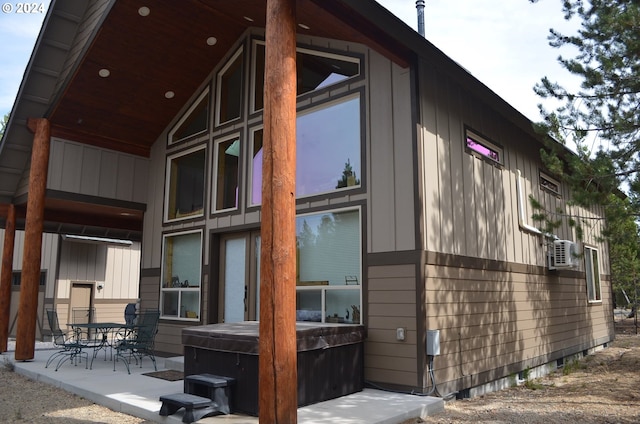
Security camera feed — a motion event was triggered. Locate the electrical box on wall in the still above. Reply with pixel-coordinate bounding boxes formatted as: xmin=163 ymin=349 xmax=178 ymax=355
xmin=426 ymin=329 xmax=440 ymax=356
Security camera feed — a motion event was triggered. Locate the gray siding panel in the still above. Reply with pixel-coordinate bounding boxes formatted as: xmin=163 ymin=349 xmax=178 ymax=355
xmin=367 ymin=52 xmax=415 ymax=254
xmin=418 ymin=59 xmax=607 ymax=267
xmin=368 ymin=53 xmax=396 ymax=253
xmin=47 ymin=138 xmax=149 ymax=204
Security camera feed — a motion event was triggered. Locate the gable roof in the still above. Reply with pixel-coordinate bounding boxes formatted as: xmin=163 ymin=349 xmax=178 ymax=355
xmin=0 ymin=0 xmax=540 ymax=238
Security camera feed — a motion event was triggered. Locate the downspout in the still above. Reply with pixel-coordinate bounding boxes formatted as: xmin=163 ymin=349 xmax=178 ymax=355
xmin=516 ymin=169 xmax=543 ymax=235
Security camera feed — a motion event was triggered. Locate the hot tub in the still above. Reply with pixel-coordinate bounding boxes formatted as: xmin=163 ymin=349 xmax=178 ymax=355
xmin=182 ymin=321 xmax=365 ymax=416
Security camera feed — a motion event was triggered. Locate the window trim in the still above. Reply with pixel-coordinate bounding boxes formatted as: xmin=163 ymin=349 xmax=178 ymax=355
xmin=540 ymin=170 xmax=561 ymax=197
xmin=465 ymin=127 xmax=503 ymax=166
xmin=163 ymin=144 xmax=207 ymax=223
xmin=160 ymin=229 xmax=203 ymax=321
xmin=167 ymin=87 xmax=210 ymax=146
xmin=212 ymin=132 xmax=242 ymax=214
xmin=250 ymin=38 xmax=363 ymax=114
xmin=248 ymin=92 xmax=363 ymax=207
xmin=584 ymin=245 xmax=602 ymax=303
xmin=294 ymin=206 xmax=363 ymax=324
xmin=215 ymin=46 xmax=245 ymax=127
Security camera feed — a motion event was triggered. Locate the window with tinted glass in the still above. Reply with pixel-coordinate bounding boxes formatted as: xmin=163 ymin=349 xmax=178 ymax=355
xmin=161 ymin=230 xmax=202 ymax=320
xmin=165 ymin=146 xmax=206 ymax=221
xmin=217 ymin=47 xmax=244 ymax=125
xmin=168 ymin=89 xmax=209 ymax=145
xmin=213 ymin=134 xmax=241 ymax=212
xmin=253 ymin=41 xmax=360 ymax=112
xmin=250 ymin=94 xmax=361 ymax=205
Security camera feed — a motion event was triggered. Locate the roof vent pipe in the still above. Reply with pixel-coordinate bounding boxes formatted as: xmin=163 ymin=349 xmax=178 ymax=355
xmin=416 ymin=0 xmax=426 ymax=37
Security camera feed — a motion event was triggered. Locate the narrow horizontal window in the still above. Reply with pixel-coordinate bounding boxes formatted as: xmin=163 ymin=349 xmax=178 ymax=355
xmin=540 ymin=171 xmax=561 ymax=196
xmin=465 ymin=129 xmax=503 ymax=165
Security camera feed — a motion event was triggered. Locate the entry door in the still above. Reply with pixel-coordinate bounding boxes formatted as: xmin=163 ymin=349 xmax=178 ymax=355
xmin=69 ymin=282 xmax=93 ymax=325
xmin=218 ymin=232 xmax=261 ymax=322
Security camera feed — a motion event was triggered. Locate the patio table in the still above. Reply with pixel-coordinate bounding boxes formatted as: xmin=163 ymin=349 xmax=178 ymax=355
xmin=70 ymin=322 xmax=136 ymax=369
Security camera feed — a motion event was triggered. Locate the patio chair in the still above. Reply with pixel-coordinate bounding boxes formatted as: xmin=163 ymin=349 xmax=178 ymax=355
xmin=114 ymin=309 xmax=160 ymax=374
xmin=124 ymin=303 xmax=137 ymax=325
xmin=45 ymin=309 xmax=90 ymax=371
xmin=72 ymin=307 xmax=96 ymax=341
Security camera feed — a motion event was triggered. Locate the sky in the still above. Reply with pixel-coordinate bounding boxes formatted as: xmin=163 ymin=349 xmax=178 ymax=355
xmin=0 ymin=0 xmax=580 ymax=124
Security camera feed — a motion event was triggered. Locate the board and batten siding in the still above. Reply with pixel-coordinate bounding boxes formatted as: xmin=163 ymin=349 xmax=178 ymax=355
xmin=418 ymin=60 xmax=609 ymax=270
xmin=0 ymin=229 xmax=59 ymax=338
xmin=414 ymin=59 xmax=612 ymax=394
xmin=366 ymin=51 xmax=416 ymax=254
xmin=55 ymin=239 xmax=140 ymax=325
xmin=39 ymin=138 xmax=149 ymax=203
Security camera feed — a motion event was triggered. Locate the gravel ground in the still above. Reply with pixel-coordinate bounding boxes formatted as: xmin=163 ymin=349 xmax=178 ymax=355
xmin=2 ymin=319 xmax=640 ymax=424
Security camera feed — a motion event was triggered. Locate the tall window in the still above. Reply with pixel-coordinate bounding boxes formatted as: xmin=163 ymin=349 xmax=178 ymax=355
xmin=165 ymin=145 xmax=206 ymax=221
xmin=216 ymin=47 xmax=243 ymax=125
xmin=250 ymin=94 xmax=362 ymax=205
xmin=168 ymin=89 xmax=209 ymax=145
xmin=295 ymin=208 xmax=362 ymax=324
xmin=213 ymin=134 xmax=240 ymax=212
xmin=584 ymin=246 xmax=602 ymax=302
xmin=161 ymin=230 xmax=202 ymax=320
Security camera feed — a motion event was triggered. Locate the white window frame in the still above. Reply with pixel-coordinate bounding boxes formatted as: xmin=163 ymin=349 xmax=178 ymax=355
xmin=584 ymin=246 xmax=602 ymax=303
xmin=164 ymin=144 xmax=207 ymax=223
xmin=212 ymin=132 xmax=241 ymax=213
xmin=294 ymin=206 xmax=363 ymax=324
xmin=250 ymin=39 xmax=361 ymax=114
xmin=160 ymin=229 xmax=203 ymax=321
xmin=215 ymin=46 xmax=244 ymax=127
xmin=465 ymin=128 xmax=503 ymax=166
xmin=248 ymin=93 xmax=362 ymax=207
xmin=540 ymin=171 xmax=561 ymax=196
xmin=167 ymin=88 xmax=210 ymax=145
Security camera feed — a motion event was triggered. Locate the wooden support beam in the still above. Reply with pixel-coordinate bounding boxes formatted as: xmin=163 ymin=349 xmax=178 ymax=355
xmin=15 ymin=118 xmax=50 ymax=361
xmin=259 ymin=0 xmax=298 ymax=422
xmin=0 ymin=204 xmax=16 ymax=352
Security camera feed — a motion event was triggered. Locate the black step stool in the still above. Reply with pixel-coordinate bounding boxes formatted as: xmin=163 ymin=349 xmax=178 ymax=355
xmin=185 ymin=373 xmax=236 ymax=415
xmin=159 ymin=393 xmax=217 ymax=423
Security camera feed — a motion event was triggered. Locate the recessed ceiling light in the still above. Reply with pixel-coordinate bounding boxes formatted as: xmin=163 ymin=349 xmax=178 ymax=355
xmin=98 ymin=68 xmax=110 ymax=78
xmin=298 ymin=23 xmax=310 ymax=30
xmin=138 ymin=6 xmax=150 ymax=17
xmin=243 ymin=16 xmax=254 ymax=22
xmin=165 ymin=91 xmax=175 ymax=99
xmin=206 ymin=37 xmax=217 ymax=46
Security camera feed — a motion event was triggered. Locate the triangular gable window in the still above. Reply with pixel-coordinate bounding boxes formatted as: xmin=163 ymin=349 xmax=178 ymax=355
xmin=252 ymin=41 xmax=360 ymax=112
xmin=168 ymin=88 xmax=210 ymax=145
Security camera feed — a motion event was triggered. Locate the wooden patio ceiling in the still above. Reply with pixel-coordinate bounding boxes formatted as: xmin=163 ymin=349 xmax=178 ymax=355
xmin=49 ymin=0 xmax=412 ymax=157
xmin=1 ymin=0 xmax=412 ymax=239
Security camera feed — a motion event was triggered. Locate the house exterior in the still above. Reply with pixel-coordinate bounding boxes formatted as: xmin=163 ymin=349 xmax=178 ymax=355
xmin=0 ymin=229 xmax=141 ymax=338
xmin=0 ymin=0 xmax=612 ymax=397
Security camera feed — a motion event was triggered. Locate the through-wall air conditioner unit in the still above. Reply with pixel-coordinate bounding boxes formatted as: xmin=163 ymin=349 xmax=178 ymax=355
xmin=553 ymin=239 xmax=578 ymax=268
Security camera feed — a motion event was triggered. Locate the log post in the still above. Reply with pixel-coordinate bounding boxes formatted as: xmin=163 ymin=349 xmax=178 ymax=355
xmin=15 ymin=118 xmax=50 ymax=361
xmin=259 ymin=0 xmax=298 ymax=422
xmin=0 ymin=204 xmax=16 ymax=352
